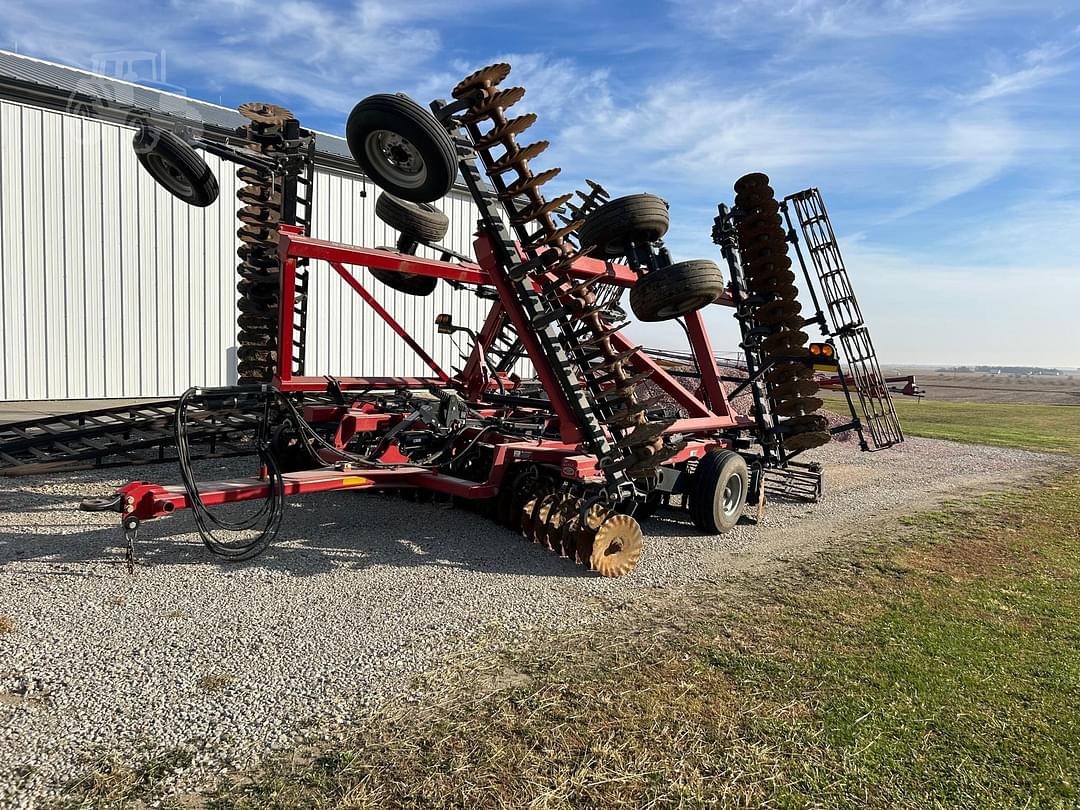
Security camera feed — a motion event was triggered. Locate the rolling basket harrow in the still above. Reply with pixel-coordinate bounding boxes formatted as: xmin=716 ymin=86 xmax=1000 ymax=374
xmin=1 ymin=63 xmax=906 ymax=577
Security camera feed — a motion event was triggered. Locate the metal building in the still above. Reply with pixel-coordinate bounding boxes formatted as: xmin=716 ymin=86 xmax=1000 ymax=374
xmin=0 ymin=50 xmax=493 ymax=401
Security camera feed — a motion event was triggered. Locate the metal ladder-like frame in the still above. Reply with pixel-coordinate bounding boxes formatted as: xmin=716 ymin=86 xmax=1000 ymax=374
xmin=784 ymin=188 xmax=904 ymax=449
xmin=436 ymin=100 xmax=638 ymax=498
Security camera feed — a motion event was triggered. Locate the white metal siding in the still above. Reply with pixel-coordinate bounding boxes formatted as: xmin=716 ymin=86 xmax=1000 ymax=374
xmin=0 ymin=98 xmax=504 ymax=401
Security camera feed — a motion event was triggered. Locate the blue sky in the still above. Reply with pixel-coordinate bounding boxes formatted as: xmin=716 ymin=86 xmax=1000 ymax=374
xmin=4 ymin=0 xmax=1079 ymax=367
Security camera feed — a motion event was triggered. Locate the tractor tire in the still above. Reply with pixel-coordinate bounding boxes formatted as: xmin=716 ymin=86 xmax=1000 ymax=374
xmin=132 ymin=126 xmax=219 ymax=207
xmin=578 ymin=193 xmax=670 ymax=257
xmin=369 ymin=268 xmax=438 ymax=296
xmin=690 ymin=449 xmax=749 ymax=533
xmin=346 ymin=94 xmax=457 ymax=203
xmin=629 ymin=259 xmax=725 ymax=322
xmin=375 ymin=193 xmax=449 ymax=243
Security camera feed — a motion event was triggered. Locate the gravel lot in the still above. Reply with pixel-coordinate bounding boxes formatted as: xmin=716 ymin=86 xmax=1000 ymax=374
xmin=0 ymin=437 xmax=1065 ymax=805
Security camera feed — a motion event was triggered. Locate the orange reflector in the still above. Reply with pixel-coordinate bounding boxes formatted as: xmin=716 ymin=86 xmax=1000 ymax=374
xmin=341 ymin=476 xmax=373 ymax=487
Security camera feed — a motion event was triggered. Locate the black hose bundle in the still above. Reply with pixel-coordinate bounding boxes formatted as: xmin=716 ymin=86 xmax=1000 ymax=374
xmin=173 ymin=384 xmax=529 ymax=562
xmin=175 ymin=387 xmax=285 ymax=560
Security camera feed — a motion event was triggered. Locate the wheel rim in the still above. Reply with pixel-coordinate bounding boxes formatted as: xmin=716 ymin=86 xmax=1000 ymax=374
xmin=722 ymin=473 xmax=745 ymax=517
xmin=364 ymin=129 xmax=427 ymax=190
xmin=147 ymin=153 xmax=194 ymax=199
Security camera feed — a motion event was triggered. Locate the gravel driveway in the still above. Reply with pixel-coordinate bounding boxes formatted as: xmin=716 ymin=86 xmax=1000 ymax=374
xmin=0 ymin=437 xmax=1063 ymax=805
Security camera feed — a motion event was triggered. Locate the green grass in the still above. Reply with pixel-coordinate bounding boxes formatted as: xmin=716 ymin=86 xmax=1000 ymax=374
xmin=172 ymin=471 xmax=1080 ymax=809
xmin=889 ymin=398 xmax=1080 ymax=454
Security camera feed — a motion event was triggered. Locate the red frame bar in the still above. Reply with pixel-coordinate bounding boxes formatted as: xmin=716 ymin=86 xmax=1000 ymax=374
xmin=473 ymin=237 xmax=583 ymax=444
xmin=273 ymin=228 xmax=745 ymax=437
xmin=329 ymin=260 xmax=450 ymax=382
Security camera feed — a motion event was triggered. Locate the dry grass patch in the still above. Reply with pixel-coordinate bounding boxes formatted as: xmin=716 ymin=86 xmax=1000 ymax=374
xmin=205 ymin=471 xmax=1080 ymax=808
xmin=196 ymin=673 xmax=231 ymax=692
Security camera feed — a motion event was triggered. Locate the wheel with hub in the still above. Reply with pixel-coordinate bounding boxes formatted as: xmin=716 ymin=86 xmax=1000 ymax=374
xmin=346 ymin=94 xmax=457 ymax=203
xmin=132 ymin=126 xmax=219 ymax=207
xmin=369 ymin=193 xmax=447 ymax=295
xmin=629 ymin=259 xmax=725 ymax=322
xmin=578 ymin=193 xmax=670 ymax=257
xmin=375 ymin=192 xmax=450 ymax=243
xmin=690 ymin=449 xmax=749 ymax=533
xmin=369 ymin=267 xmax=439 ymax=296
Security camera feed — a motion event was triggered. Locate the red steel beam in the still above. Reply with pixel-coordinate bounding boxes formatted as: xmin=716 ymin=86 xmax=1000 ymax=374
xmin=328 ymin=260 xmax=450 ymax=383
xmin=474 ymin=237 xmax=584 ymax=444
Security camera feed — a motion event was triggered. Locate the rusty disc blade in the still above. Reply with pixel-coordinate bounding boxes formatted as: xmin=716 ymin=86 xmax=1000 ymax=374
xmin=237 ymin=204 xmax=280 ymax=226
xmin=538 ymin=221 xmax=581 ymax=247
xmin=766 ymin=363 xmax=814 ymax=387
xmin=502 ymin=167 xmax=561 ymax=199
xmin=734 ymin=186 xmax=777 ymax=207
xmin=452 ymin=63 xmax=512 ymax=98
xmin=474 ymin=113 xmax=537 ymax=150
xmin=777 ymin=413 xmax=829 ymax=435
xmin=625 ymin=440 xmax=685 ymax=478
xmin=237 ymin=186 xmax=281 ymax=206
xmin=577 ymin=323 xmax=625 ymax=348
xmin=754 ymin=296 xmax=801 ymax=323
xmin=519 ymin=493 xmax=541 ymax=540
xmin=733 ymin=171 xmax=771 ymax=194
xmin=782 ymin=430 xmax=831 ymax=452
xmin=540 ymin=493 xmax=570 ymax=553
xmin=736 ymin=197 xmax=781 ymax=218
xmin=590 ymin=514 xmax=643 ymax=577
xmin=530 ymin=492 xmax=560 ymax=544
xmin=237 ymin=166 xmax=273 ymax=185
xmin=772 ymin=396 xmax=824 ymax=417
xmin=770 ymin=377 xmax=820 ymax=401
xmin=744 ymin=259 xmax=794 ymax=287
xmin=598 ymin=370 xmax=655 ymax=400
xmin=464 ymin=86 xmax=526 ymax=122
xmin=762 ymin=329 xmax=809 ymax=354
xmin=488 ymin=140 xmax=549 ymax=174
xmin=737 ymin=212 xmax=783 ymax=236
xmin=615 ymin=418 xmax=674 ymax=449
xmin=555 ymin=498 xmax=582 ymax=559
xmin=604 ymin=394 xmax=666 ymax=429
xmin=511 ymin=192 xmax=574 ymax=226
xmin=587 ymin=347 xmax=642 ymax=376
xmin=239 ymin=101 xmax=293 ymax=126
xmin=574 ymin=503 xmax=609 ymax=566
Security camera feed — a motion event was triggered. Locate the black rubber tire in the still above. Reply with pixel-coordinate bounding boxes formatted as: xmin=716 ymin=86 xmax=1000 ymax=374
xmin=346 ymin=94 xmax=457 ymax=203
xmin=370 ymin=268 xmax=438 ymax=296
xmin=578 ymin=194 xmax=670 ymax=257
xmin=375 ymin=193 xmax=449 ymax=242
xmin=132 ymin=126 xmax=219 ymax=207
xmin=690 ymin=449 xmax=749 ymax=533
xmin=629 ymin=259 xmax=725 ymax=322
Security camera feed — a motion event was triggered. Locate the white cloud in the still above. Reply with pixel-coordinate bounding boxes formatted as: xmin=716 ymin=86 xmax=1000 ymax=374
xmin=963 ymin=35 xmax=1079 ymax=104
xmin=668 ymin=0 xmax=1000 ymax=43
xmin=1 ymin=0 xmax=475 ymax=112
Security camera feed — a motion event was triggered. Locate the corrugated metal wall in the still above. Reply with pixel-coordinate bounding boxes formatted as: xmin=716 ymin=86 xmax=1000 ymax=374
xmin=0 ymin=98 xmax=503 ymax=401
xmin=303 ymin=171 xmax=493 ymax=380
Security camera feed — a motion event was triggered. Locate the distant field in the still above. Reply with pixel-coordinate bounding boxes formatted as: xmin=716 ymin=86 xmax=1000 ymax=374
xmin=883 ymin=369 xmax=1080 ymax=405
xmin=891 ymin=398 xmax=1080 ymax=455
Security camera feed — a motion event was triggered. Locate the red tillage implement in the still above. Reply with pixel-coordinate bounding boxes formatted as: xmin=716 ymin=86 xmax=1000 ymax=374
xmin=1 ymin=63 xmax=905 ymax=576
